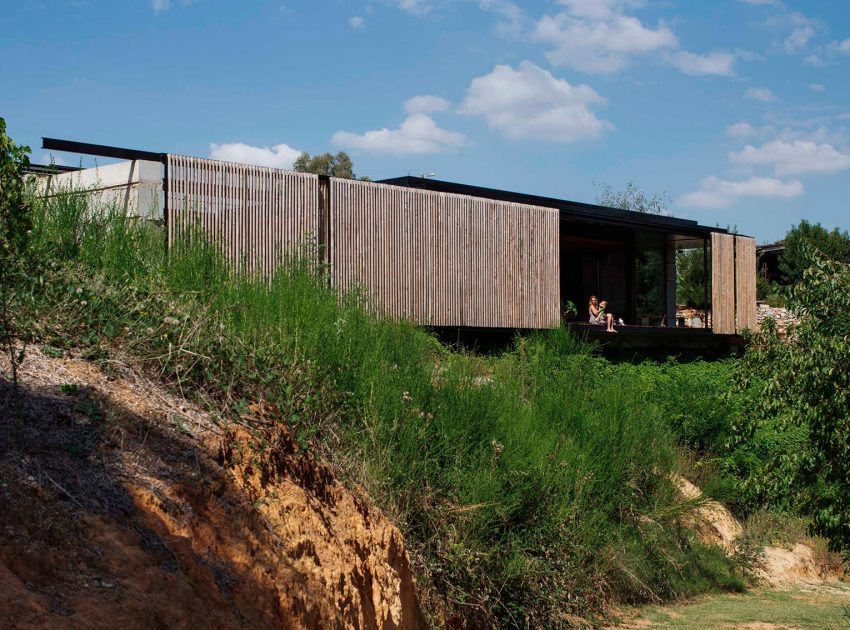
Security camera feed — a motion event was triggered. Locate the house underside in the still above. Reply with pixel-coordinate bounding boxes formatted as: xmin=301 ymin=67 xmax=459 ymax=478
xmin=33 ymin=139 xmax=757 ymax=345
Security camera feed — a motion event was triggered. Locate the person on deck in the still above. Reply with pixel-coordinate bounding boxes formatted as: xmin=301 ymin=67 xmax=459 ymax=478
xmin=588 ymin=295 xmax=617 ymax=333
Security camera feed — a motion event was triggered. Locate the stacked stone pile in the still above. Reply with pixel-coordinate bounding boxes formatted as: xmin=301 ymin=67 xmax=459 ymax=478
xmin=756 ymin=302 xmax=798 ymax=334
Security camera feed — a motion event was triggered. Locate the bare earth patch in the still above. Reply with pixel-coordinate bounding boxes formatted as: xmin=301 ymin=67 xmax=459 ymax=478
xmin=0 ymin=346 xmax=423 ymax=629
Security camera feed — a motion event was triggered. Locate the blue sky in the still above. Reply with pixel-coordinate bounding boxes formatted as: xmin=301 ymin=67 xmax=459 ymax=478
xmin=3 ymin=0 xmax=850 ymax=243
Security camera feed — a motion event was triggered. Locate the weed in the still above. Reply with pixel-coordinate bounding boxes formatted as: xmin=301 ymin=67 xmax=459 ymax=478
xmin=12 ymin=185 xmax=751 ymax=627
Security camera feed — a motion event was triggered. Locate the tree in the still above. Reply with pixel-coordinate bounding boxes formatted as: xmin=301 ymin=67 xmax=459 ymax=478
xmin=676 ymin=248 xmax=708 ymax=309
xmin=596 ymin=183 xmax=671 ymax=315
xmin=735 ymin=247 xmax=850 ymax=552
xmin=779 ymin=220 xmax=850 ymax=285
xmin=293 ymin=151 xmax=371 ymax=180
xmin=0 ymin=117 xmax=32 ymax=388
xmin=595 ymin=181 xmax=670 ymax=215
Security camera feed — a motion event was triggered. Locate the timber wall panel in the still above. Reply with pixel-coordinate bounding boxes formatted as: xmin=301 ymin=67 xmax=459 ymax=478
xmin=330 ymin=178 xmax=560 ymax=329
xmin=166 ymin=155 xmax=319 ymax=274
xmin=735 ymin=236 xmax=757 ymax=332
xmin=711 ymin=232 xmax=736 ymax=334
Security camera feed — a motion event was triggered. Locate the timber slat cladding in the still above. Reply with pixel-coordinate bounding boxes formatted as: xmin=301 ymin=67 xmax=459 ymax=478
xmin=735 ymin=236 xmax=757 ymax=332
xmin=711 ymin=232 xmax=736 ymax=334
xmin=330 ymin=178 xmax=560 ymax=329
xmin=166 ymin=155 xmax=319 ymax=274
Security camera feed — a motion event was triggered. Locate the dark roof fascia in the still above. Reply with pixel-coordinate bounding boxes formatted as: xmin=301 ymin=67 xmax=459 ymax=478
xmin=380 ymin=176 xmax=727 ymax=238
xmin=25 ymin=163 xmax=83 ymax=175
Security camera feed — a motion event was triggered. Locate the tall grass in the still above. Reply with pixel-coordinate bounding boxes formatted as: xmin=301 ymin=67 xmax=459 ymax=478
xmin=22 ymin=189 xmax=743 ymax=627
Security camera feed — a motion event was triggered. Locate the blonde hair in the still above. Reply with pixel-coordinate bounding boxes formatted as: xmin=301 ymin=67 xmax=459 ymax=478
xmin=588 ymin=295 xmax=598 ymax=305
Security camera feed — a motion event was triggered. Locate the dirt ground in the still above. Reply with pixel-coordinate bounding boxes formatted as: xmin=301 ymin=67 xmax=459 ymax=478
xmin=0 ymin=345 xmax=423 ymax=629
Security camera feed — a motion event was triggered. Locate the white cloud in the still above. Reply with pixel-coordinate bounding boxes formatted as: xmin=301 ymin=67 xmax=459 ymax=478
xmin=533 ymin=1 xmax=678 ymax=74
xmin=667 ymin=50 xmax=736 ymax=76
xmin=745 ymin=87 xmax=777 ymax=101
xmin=478 ymin=0 xmax=527 ymax=37
xmin=729 ymin=140 xmax=850 ymax=176
xmin=404 ymin=95 xmax=451 ymax=115
xmin=458 ymin=60 xmax=612 ymax=142
xmin=784 ymin=26 xmax=814 ymax=53
xmin=349 ymin=16 xmax=364 ymax=28
xmin=208 ymin=142 xmax=302 ymax=169
xmin=738 ymin=0 xmax=783 ymax=5
xmin=727 ymin=122 xmax=757 ymax=138
xmin=826 ymin=38 xmax=850 ymax=55
xmin=677 ymin=176 xmax=803 ymax=209
xmin=389 ymin=0 xmax=431 ymax=16
xmin=332 ymin=113 xmax=466 ymax=155
xmin=808 ymin=83 xmax=825 ymax=92
xmin=152 ymin=0 xmax=193 ymax=12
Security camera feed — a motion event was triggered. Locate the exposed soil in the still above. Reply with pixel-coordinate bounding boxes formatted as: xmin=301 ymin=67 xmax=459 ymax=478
xmin=672 ymin=475 xmax=844 ymax=588
xmin=0 ymin=346 xmax=423 ymax=629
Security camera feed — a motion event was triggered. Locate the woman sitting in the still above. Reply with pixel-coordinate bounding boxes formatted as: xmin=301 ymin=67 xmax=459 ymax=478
xmin=588 ymin=295 xmax=617 ymax=333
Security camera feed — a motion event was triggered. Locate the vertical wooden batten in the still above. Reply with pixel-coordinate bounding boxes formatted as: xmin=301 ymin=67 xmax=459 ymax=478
xmin=735 ymin=236 xmax=757 ymax=332
xmin=329 ymin=178 xmax=560 ymax=329
xmin=711 ymin=232 xmax=736 ymax=334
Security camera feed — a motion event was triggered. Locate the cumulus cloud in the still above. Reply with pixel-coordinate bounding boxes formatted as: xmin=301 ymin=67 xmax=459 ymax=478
xmin=389 ymin=0 xmax=431 ymax=16
xmin=677 ymin=176 xmax=803 ymax=209
xmin=727 ymin=122 xmax=758 ymax=138
xmin=208 ymin=142 xmax=302 ymax=169
xmin=533 ymin=0 xmax=678 ymax=74
xmin=404 ymin=95 xmax=451 ymax=115
xmin=745 ymin=87 xmax=777 ymax=101
xmin=729 ymin=140 xmax=850 ymax=176
xmin=332 ymin=113 xmax=466 ymax=155
xmin=349 ymin=16 xmax=364 ymax=28
xmin=478 ymin=0 xmax=527 ymax=37
xmin=458 ymin=60 xmax=612 ymax=142
xmin=784 ymin=26 xmax=815 ymax=53
xmin=666 ymin=50 xmax=736 ymax=76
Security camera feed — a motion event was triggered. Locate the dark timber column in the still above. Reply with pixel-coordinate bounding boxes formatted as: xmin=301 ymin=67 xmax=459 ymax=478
xmin=318 ymin=175 xmax=331 ymax=280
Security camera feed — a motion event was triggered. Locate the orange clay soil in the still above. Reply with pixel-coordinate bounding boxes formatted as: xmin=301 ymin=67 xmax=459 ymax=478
xmin=0 ymin=346 xmax=423 ymax=629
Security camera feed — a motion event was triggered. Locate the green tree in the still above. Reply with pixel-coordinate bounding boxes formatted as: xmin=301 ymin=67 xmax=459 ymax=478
xmin=596 ymin=181 xmax=670 ymax=215
xmin=779 ymin=220 xmax=850 ymax=285
xmin=735 ymin=247 xmax=850 ymax=552
xmin=293 ymin=151 xmax=371 ymax=180
xmin=0 ymin=117 xmax=32 ymax=387
xmin=676 ymin=248 xmax=708 ymax=308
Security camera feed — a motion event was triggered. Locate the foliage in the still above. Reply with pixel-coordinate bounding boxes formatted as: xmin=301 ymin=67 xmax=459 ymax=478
xmin=779 ymin=220 xmax=850 ymax=285
xmin=596 ymin=181 xmax=670 ymax=215
xmin=0 ymin=117 xmax=32 ymax=387
xmin=677 ymin=247 xmax=708 ymax=309
xmin=293 ymin=150 xmax=371 ymax=180
xmin=8 ymin=188 xmax=752 ymax=627
xmin=735 ymin=247 xmax=850 ymax=552
xmin=636 ymin=249 xmax=664 ymax=317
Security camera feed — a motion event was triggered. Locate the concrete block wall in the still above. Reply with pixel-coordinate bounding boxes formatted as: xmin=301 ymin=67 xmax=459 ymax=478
xmin=38 ymin=160 xmax=163 ymax=220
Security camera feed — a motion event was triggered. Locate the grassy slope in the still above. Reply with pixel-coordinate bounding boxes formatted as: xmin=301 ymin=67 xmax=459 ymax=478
xmin=12 ymin=191 xmax=749 ymax=627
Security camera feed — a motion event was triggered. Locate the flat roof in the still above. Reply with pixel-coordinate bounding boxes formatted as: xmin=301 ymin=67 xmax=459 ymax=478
xmin=380 ymin=176 xmax=732 ymax=239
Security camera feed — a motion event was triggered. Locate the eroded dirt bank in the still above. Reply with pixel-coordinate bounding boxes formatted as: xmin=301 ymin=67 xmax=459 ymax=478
xmin=0 ymin=347 xmax=423 ymax=629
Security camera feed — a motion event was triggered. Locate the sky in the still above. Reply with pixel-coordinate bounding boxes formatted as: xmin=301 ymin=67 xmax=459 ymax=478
xmin=2 ymin=0 xmax=850 ymax=243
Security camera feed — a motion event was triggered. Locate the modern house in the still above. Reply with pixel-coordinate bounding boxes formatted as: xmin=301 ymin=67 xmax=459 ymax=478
xmin=34 ymin=139 xmax=757 ymax=342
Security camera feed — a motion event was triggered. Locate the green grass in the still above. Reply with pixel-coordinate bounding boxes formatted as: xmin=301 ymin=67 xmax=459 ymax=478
xmin=621 ymin=585 xmax=850 ymax=629
xmin=14 ymin=189 xmax=750 ymax=627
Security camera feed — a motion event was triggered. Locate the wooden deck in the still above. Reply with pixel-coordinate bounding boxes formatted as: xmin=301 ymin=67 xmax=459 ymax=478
xmin=566 ymin=323 xmax=745 ymax=353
